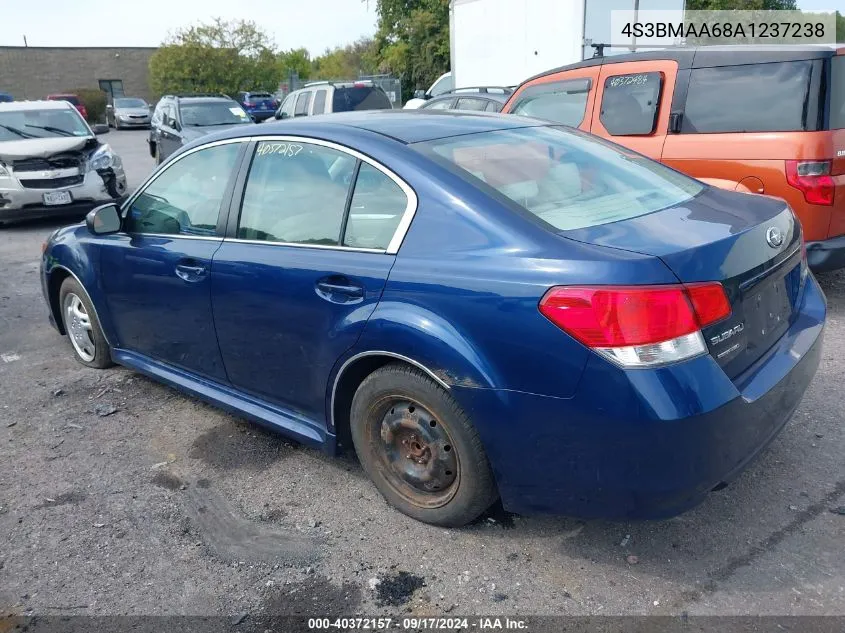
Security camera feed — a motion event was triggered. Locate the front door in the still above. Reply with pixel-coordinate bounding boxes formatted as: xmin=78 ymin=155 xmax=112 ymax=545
xmin=99 ymin=140 xmax=246 ymax=381
xmin=211 ymin=138 xmax=413 ymax=422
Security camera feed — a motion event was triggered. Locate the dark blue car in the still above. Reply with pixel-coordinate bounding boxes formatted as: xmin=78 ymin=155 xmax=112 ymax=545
xmin=235 ymin=91 xmax=278 ymax=122
xmin=40 ymin=111 xmax=825 ymax=527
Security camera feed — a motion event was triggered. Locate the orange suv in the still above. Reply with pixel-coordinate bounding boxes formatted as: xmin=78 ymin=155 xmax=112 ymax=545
xmin=502 ymin=45 xmax=845 ymax=272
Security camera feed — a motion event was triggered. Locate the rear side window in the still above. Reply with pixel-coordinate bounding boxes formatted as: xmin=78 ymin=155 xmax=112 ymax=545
xmin=831 ymin=56 xmax=845 ymax=130
xmin=485 ymin=100 xmax=503 ymax=112
xmin=600 ymin=72 xmax=662 ymax=136
xmin=682 ymin=61 xmax=820 ymax=133
xmin=456 ymin=97 xmax=488 ymax=111
xmin=344 ymin=164 xmax=408 ymax=249
xmin=423 ymin=99 xmax=453 ymax=110
xmin=332 ymin=87 xmax=392 ymax=112
xmin=415 ymin=126 xmax=703 ymax=231
xmin=313 ymin=89 xmax=327 ymax=115
xmin=510 ymin=79 xmax=591 ymax=127
xmin=238 ymin=141 xmax=354 ymax=245
xmin=295 ymin=92 xmax=311 ymax=116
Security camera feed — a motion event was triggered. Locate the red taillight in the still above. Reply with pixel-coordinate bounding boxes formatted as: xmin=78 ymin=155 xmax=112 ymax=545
xmin=786 ymin=160 xmax=834 ymax=206
xmin=539 ymin=283 xmax=730 ymax=350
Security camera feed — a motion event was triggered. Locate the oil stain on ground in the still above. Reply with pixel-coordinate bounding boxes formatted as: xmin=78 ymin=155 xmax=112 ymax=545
xmin=187 ymin=422 xmax=292 ymax=471
xmin=262 ymin=575 xmax=362 ymax=616
xmin=34 ymin=490 xmax=87 ymax=509
xmin=151 ymin=470 xmax=184 ymax=491
xmin=374 ymin=571 xmax=425 ymax=607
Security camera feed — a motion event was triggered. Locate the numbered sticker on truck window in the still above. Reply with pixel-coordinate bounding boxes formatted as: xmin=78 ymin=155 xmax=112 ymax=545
xmin=255 ymin=142 xmax=304 ymax=157
xmin=607 ymin=74 xmax=651 ymax=88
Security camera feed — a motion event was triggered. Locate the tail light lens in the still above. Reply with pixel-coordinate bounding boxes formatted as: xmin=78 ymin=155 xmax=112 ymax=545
xmin=786 ymin=160 xmax=834 ymax=206
xmin=539 ymin=283 xmax=731 ymax=368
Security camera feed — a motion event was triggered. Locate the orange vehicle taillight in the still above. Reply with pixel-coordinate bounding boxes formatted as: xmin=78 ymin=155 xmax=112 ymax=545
xmin=786 ymin=160 xmax=834 ymax=206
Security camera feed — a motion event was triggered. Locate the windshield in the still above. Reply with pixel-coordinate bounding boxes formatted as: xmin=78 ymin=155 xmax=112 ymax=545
xmin=414 ymin=126 xmax=704 ymax=231
xmin=114 ymin=98 xmax=147 ymax=108
xmin=180 ymin=102 xmax=251 ymax=126
xmin=0 ymin=108 xmax=91 ymax=141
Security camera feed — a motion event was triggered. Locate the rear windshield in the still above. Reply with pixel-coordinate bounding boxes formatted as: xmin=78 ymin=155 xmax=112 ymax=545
xmin=831 ymin=56 xmax=845 ymax=130
xmin=414 ymin=126 xmax=703 ymax=231
xmin=682 ymin=60 xmax=822 ymax=133
xmin=248 ymin=93 xmax=273 ymax=99
xmin=332 ymin=87 xmax=392 ymax=112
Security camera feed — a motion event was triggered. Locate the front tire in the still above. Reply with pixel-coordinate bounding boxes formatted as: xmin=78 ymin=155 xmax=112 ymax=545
xmin=350 ymin=363 xmax=498 ymax=527
xmin=59 ymin=277 xmax=113 ymax=369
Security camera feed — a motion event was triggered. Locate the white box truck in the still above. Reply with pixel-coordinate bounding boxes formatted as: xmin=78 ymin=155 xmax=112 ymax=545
xmin=449 ymin=0 xmax=686 ymax=90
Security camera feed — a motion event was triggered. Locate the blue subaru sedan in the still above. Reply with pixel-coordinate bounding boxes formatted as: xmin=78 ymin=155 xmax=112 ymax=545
xmin=40 ymin=111 xmax=825 ymax=526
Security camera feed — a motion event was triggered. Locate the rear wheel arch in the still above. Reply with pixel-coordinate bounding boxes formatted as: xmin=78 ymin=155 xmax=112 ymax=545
xmin=48 ymin=267 xmax=72 ymax=335
xmin=330 ymin=352 xmax=450 ymax=453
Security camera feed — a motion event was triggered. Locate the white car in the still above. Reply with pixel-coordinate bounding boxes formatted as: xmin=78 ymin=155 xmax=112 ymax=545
xmin=0 ymin=100 xmax=126 ymax=224
xmin=403 ymin=72 xmax=453 ymax=109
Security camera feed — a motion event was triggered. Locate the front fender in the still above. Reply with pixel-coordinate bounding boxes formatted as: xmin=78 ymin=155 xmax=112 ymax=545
xmin=44 ymin=227 xmax=117 ymax=346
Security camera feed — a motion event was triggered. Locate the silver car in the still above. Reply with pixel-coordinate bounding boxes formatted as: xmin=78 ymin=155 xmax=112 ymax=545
xmin=0 ymin=100 xmax=127 ymax=224
xmin=107 ymin=97 xmax=151 ymax=129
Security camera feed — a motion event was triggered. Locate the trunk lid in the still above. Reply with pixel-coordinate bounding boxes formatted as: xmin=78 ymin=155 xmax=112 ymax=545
xmin=562 ymin=187 xmax=806 ymax=378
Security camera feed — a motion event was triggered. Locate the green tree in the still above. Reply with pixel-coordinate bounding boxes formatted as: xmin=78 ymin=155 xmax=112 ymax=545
xmin=312 ymin=38 xmax=378 ymax=80
xmin=685 ymin=0 xmax=796 ymax=8
xmin=373 ymin=0 xmax=450 ymax=98
xmin=838 ymin=11 xmax=844 ymax=41
xmin=278 ymin=48 xmax=312 ymax=82
xmin=149 ymin=18 xmax=279 ymax=97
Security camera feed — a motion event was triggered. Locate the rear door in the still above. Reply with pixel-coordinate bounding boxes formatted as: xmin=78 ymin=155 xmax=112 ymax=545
xmin=211 ymin=137 xmax=414 ymax=422
xmin=589 ymin=60 xmax=678 ymax=160
xmin=294 ymin=91 xmax=312 ymax=118
xmin=504 ymin=67 xmax=600 ymax=131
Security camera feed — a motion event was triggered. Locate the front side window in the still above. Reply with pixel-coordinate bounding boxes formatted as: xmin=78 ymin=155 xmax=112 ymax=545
xmin=683 ymin=61 xmax=819 ymax=133
xmin=238 ymin=141 xmax=355 ymax=245
xmin=415 ymin=126 xmax=703 ymax=232
xmin=125 ymin=143 xmax=242 ymax=236
xmin=422 ymin=98 xmax=453 ymax=110
xmin=295 ymin=92 xmax=311 ymax=116
xmin=179 ymin=101 xmax=250 ymax=127
xmin=600 ymin=72 xmax=662 ymax=136
xmin=510 ymin=78 xmax=591 ymax=127
xmin=344 ymin=164 xmax=408 ymax=249
xmin=0 ymin=107 xmax=90 ymax=141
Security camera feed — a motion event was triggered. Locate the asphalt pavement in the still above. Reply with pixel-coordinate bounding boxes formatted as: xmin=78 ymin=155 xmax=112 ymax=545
xmin=0 ymin=129 xmax=843 ymax=618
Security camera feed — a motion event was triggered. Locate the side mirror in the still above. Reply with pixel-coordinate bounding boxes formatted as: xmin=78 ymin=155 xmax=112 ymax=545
xmin=171 ymin=119 xmax=182 ymax=131
xmin=413 ymin=89 xmax=426 ymax=99
xmin=106 ymin=104 xmax=114 ymax=111
xmin=279 ymin=111 xmax=289 ymax=120
xmin=91 ymin=123 xmax=109 ymax=135
xmin=86 ymin=203 xmax=121 ymax=235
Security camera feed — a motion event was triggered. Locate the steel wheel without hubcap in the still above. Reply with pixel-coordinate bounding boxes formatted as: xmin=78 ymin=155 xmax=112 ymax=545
xmin=375 ymin=398 xmax=460 ymax=508
xmin=64 ymin=293 xmax=96 ymax=362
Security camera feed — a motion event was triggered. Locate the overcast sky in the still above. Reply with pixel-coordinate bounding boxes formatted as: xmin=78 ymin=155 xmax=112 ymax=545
xmin=0 ymin=0 xmax=379 ymax=53
xmin=0 ymin=0 xmax=837 ymax=52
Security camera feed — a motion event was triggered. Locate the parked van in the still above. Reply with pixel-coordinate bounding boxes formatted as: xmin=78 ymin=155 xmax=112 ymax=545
xmin=502 ymin=45 xmax=845 ymax=272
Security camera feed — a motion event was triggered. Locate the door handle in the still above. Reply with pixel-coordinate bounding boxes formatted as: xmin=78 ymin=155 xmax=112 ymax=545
xmin=315 ymin=276 xmax=364 ymax=303
xmin=175 ymin=260 xmax=208 ymax=282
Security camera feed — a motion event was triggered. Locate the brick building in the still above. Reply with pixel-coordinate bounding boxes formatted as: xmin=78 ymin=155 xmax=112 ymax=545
xmin=0 ymin=46 xmax=157 ymax=103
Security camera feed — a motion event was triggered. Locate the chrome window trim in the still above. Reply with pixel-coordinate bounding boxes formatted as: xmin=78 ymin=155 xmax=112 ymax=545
xmin=226 ymin=238 xmax=383 ymax=253
xmin=246 ymin=134 xmax=418 ymax=255
xmin=126 ymin=233 xmax=223 ymax=242
xmin=52 ymin=265 xmax=112 ymax=348
xmin=330 ymin=351 xmax=449 ymax=430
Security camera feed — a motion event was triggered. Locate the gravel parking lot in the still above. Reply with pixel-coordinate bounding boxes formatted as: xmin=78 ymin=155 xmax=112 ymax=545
xmin=1 ymin=129 xmax=844 ymax=619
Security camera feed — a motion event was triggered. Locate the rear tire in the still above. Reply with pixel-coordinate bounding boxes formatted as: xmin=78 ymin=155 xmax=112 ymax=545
xmin=59 ymin=277 xmax=113 ymax=369
xmin=350 ymin=363 xmax=498 ymax=527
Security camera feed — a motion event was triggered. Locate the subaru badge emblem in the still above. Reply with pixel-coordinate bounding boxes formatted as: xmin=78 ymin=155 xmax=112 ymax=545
xmin=766 ymin=226 xmax=783 ymax=249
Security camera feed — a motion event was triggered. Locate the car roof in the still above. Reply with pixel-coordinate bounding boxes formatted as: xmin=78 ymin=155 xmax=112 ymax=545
xmin=522 ymin=44 xmax=845 ymax=84
xmin=0 ymin=99 xmax=74 ymax=112
xmin=175 ymin=97 xmax=234 ymax=104
xmin=216 ymin=110 xmax=546 ymax=144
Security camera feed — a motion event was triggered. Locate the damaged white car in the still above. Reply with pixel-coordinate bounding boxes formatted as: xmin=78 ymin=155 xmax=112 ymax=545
xmin=0 ymin=100 xmax=127 ymax=225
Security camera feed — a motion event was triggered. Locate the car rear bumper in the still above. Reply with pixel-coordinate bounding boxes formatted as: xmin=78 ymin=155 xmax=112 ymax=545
xmin=0 ymin=170 xmax=126 ymax=222
xmin=451 ymin=274 xmax=826 ymax=520
xmin=248 ymin=110 xmax=276 ymax=121
xmin=806 ymin=234 xmax=845 ymax=273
